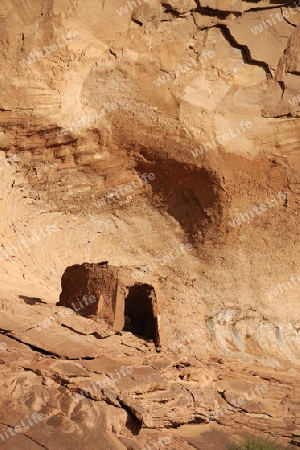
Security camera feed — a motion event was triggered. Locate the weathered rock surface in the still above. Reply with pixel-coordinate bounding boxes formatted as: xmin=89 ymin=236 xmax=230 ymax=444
xmin=0 ymin=0 xmax=299 ymax=448
xmin=0 ymin=296 xmax=299 ymax=449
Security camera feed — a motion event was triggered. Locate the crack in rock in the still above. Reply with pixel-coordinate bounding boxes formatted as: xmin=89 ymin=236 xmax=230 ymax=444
xmin=23 ymin=434 xmax=50 ymax=450
xmin=0 ymin=329 xmax=60 ymax=358
xmin=221 ymin=25 xmax=272 ymax=75
xmin=218 ymin=391 xmax=272 ymax=418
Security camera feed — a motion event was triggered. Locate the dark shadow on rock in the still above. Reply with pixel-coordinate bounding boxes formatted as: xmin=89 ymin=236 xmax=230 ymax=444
xmin=125 ymin=412 xmax=143 ymax=436
xmin=19 ymin=295 xmax=46 ymax=305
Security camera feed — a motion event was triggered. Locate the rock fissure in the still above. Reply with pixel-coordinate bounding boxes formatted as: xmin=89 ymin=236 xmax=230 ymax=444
xmin=0 ymin=330 xmax=60 ymax=358
xmin=220 ymin=25 xmax=272 ymax=75
xmin=22 ymin=434 xmax=50 ymax=450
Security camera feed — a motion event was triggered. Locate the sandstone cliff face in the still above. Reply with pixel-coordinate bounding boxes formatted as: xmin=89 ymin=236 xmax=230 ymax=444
xmin=0 ymin=0 xmax=299 ymax=448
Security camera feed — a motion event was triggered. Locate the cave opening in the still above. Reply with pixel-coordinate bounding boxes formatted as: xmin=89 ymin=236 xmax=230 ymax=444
xmin=123 ymin=283 xmax=157 ymax=342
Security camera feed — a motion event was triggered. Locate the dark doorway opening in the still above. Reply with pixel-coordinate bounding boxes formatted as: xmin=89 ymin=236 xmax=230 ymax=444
xmin=123 ymin=283 xmax=157 ymax=342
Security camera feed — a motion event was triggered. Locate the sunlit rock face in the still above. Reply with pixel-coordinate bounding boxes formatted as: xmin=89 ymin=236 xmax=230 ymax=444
xmin=0 ymin=0 xmax=299 ymax=448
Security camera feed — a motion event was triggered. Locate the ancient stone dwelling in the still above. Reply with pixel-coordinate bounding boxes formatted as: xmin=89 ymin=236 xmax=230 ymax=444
xmin=58 ymin=262 xmax=162 ymax=345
